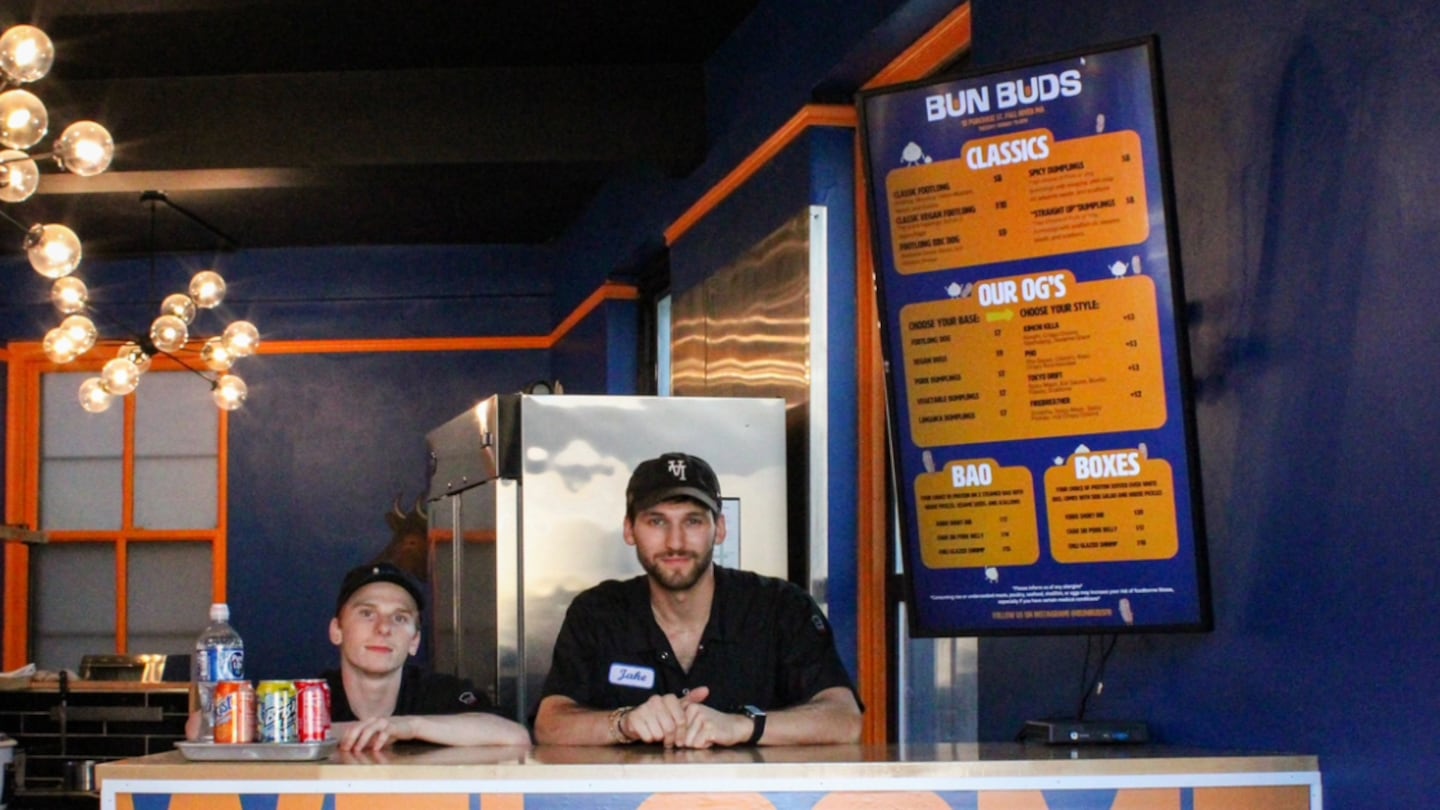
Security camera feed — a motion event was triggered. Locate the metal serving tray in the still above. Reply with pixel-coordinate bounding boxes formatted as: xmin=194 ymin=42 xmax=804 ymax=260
xmin=176 ymin=740 xmax=338 ymax=762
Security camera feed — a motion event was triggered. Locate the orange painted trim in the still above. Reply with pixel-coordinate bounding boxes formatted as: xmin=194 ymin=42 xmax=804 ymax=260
xmin=41 ymin=531 xmax=220 ymax=542
xmin=3 ymin=281 xmax=638 ymax=361
xmin=253 ymin=282 xmax=639 ymax=357
xmin=863 ymin=3 xmax=973 ymax=90
xmin=117 ymin=395 xmax=137 ymax=654
xmin=548 ymin=282 xmax=641 ymax=344
xmin=3 ymin=351 xmax=40 ymax=669
xmin=2 ymin=547 xmax=25 ymax=669
xmin=257 ymin=335 xmax=549 ymax=356
xmin=854 ymin=135 xmax=890 ymax=745
xmin=115 ymin=539 xmax=129 ymax=654
xmin=664 ymin=105 xmax=858 ymax=247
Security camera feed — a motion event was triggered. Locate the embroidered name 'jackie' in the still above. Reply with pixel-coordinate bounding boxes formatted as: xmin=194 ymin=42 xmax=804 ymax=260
xmin=608 ymin=663 xmax=656 ymax=689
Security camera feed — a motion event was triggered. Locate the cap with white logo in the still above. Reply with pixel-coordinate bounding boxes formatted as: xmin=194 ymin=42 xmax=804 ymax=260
xmin=625 ymin=452 xmax=721 ymax=515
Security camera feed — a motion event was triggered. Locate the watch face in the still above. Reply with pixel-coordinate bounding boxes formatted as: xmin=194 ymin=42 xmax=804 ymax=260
xmin=744 ymin=704 xmax=766 ymax=718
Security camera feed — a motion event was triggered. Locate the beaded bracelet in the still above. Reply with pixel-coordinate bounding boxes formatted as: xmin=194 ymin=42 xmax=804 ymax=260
xmin=608 ymin=705 xmax=636 ymax=744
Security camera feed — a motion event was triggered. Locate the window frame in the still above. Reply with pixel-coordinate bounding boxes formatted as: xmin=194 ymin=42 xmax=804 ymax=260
xmin=4 ymin=343 xmax=229 ymax=669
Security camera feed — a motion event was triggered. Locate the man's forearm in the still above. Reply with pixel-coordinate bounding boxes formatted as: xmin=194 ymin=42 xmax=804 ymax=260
xmin=407 ymin=713 xmax=533 ymax=746
xmin=753 ymin=687 xmax=863 ymax=746
xmin=534 ymin=696 xmax=628 ymax=746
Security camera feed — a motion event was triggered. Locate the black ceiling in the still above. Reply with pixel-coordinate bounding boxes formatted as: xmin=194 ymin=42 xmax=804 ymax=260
xmin=3 ymin=1 xmax=762 ymax=256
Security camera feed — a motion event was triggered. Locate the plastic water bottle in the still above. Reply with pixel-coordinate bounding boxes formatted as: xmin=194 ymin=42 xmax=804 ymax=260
xmin=192 ymin=603 xmax=244 ymax=741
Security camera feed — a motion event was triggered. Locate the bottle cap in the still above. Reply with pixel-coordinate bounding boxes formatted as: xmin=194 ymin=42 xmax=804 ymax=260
xmin=209 ymin=603 xmax=229 ymax=622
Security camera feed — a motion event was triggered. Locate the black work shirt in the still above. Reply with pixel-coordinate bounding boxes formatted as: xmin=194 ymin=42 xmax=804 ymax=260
xmin=539 ymin=566 xmax=859 ymax=715
xmin=321 ymin=664 xmax=494 ymax=721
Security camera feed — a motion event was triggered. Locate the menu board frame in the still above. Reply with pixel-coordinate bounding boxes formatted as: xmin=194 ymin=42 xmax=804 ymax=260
xmin=858 ymin=37 xmax=1213 ymax=637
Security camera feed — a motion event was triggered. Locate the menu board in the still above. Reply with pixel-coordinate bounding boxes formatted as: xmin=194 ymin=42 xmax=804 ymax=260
xmin=858 ymin=38 xmax=1212 ymax=636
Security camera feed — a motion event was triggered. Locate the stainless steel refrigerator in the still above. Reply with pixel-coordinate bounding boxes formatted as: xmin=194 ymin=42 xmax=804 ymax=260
xmin=425 ymin=394 xmax=788 ymax=721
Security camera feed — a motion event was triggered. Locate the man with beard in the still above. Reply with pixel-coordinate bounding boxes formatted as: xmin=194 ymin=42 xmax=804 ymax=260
xmin=532 ymin=452 xmax=862 ymax=748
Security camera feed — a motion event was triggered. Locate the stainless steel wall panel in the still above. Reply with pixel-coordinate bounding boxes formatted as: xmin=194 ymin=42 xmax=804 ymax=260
xmin=668 ymin=208 xmax=827 ymax=601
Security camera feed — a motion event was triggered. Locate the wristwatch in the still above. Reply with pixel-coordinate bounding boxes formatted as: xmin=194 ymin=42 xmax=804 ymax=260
xmin=741 ymin=704 xmax=767 ymax=746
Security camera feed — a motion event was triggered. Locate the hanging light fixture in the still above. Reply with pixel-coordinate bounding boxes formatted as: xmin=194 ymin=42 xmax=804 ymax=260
xmin=40 ymin=191 xmax=259 ymax=413
xmin=0 ymin=23 xmax=255 ymax=412
xmin=0 ymin=22 xmax=114 ymax=260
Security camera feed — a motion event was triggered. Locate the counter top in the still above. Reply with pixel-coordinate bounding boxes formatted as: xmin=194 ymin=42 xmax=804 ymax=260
xmin=99 ymin=742 xmax=1318 ymax=781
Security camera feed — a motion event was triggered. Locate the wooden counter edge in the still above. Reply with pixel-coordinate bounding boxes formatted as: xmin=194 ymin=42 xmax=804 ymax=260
xmin=96 ymin=745 xmax=1319 ymax=787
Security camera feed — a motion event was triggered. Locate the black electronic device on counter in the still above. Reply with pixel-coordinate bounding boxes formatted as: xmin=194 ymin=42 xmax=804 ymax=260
xmin=1022 ymin=719 xmax=1150 ymax=745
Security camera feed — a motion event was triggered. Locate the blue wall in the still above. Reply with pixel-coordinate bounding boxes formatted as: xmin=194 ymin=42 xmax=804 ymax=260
xmin=970 ymin=1 xmax=1440 ymax=806
xmin=228 ymin=349 xmax=552 ymax=678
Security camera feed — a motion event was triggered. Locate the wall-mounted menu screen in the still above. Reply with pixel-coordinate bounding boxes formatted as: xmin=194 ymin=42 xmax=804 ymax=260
xmin=858 ymin=38 xmax=1212 ymax=636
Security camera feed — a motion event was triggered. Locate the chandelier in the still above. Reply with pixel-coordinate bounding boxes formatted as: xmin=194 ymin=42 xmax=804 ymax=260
xmin=44 ymin=190 xmax=261 ymax=414
xmin=0 ymin=24 xmax=114 ymax=246
xmin=0 ymin=23 xmax=258 ymax=413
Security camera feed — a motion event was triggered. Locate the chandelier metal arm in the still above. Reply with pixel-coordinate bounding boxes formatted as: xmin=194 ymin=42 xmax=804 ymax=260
xmin=0 ymin=206 xmax=27 ymax=234
xmin=141 ymin=190 xmax=241 ymax=251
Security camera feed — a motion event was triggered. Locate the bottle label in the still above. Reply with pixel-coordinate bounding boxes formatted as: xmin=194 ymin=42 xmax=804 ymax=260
xmin=199 ymin=645 xmax=245 ymax=681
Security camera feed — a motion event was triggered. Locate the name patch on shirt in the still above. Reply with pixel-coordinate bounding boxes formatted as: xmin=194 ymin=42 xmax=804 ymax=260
xmin=608 ymin=663 xmax=655 ymax=689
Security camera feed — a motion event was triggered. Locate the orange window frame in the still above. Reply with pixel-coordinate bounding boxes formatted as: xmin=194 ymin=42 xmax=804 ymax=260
xmin=3 ymin=344 xmax=230 ymax=669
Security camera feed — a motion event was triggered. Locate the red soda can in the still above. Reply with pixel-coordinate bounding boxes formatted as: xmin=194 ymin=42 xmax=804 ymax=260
xmin=213 ymin=680 xmax=255 ymax=743
xmin=295 ymin=678 xmax=331 ymax=742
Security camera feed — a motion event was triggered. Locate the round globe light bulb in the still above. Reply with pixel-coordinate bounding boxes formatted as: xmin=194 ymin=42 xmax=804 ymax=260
xmin=24 ymin=223 xmax=82 ymax=279
xmin=161 ymin=292 xmax=197 ymax=324
xmin=222 ymin=320 xmax=259 ymax=358
xmin=0 ymin=25 xmax=55 ymax=84
xmin=101 ymin=357 xmax=141 ymax=396
xmin=0 ymin=148 xmax=39 ymax=202
xmin=212 ymin=374 xmax=248 ymax=411
xmin=150 ymin=314 xmax=189 ymax=353
xmin=200 ymin=337 xmax=235 ymax=372
xmin=51 ymin=276 xmax=88 ymax=313
xmin=0 ymin=88 xmax=47 ymax=149
xmin=78 ymin=377 xmax=113 ymax=413
xmin=59 ymin=313 xmax=97 ymax=354
xmin=42 ymin=326 xmax=80 ymax=364
xmin=53 ymin=121 xmax=114 ymax=177
xmin=189 ymin=270 xmax=226 ymax=308
xmin=117 ymin=341 xmax=153 ymax=375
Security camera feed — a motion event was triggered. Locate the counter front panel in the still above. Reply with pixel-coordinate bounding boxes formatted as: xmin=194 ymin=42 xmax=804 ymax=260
xmin=98 ymin=743 xmax=1321 ymax=810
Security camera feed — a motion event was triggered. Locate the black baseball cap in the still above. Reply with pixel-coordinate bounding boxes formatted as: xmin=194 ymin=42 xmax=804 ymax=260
xmin=336 ymin=562 xmax=426 ymax=615
xmin=626 ymin=452 xmax=722 ymax=516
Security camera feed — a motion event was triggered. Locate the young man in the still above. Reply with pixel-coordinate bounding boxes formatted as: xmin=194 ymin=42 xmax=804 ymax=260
xmin=533 ymin=452 xmax=863 ymax=748
xmin=186 ymin=563 xmax=531 ymax=750
xmin=323 ymin=562 xmax=531 ymax=750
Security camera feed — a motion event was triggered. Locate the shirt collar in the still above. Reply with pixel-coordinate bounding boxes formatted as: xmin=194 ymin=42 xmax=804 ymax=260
xmin=625 ymin=565 xmax=733 ymax=648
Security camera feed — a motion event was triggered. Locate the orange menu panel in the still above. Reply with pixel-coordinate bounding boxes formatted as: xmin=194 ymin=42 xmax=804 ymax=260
xmin=901 ymin=271 xmax=1165 ymax=447
xmin=1043 ymin=448 xmax=1179 ymax=563
xmin=914 ymin=458 xmax=1038 ymax=569
xmin=884 ymin=128 xmax=1149 ymax=274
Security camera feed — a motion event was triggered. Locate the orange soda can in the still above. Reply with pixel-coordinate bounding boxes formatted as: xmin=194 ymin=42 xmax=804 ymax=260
xmin=213 ymin=680 xmax=255 ymax=743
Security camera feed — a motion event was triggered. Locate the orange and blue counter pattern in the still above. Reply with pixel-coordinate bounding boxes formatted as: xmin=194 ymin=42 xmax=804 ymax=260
xmin=117 ymin=786 xmax=1311 ymax=810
